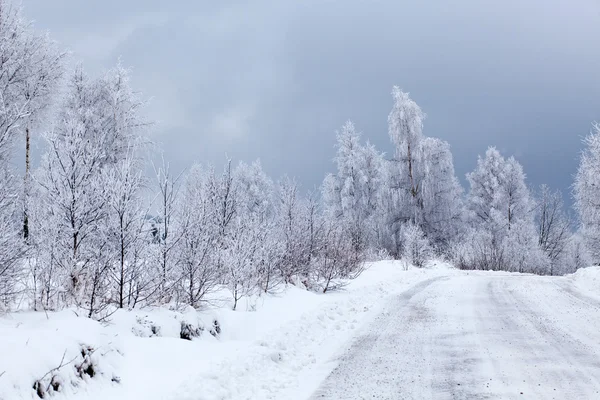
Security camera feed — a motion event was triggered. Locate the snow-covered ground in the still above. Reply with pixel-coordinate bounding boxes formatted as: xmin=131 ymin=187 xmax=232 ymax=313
xmin=3 ymin=263 xmax=600 ymax=400
xmin=0 ymin=261 xmax=456 ymax=400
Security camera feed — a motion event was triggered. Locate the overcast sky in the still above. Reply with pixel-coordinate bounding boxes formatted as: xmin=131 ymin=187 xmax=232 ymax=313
xmin=22 ymin=0 xmax=600 ymax=203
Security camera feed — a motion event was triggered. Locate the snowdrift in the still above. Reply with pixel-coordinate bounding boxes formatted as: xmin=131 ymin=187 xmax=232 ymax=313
xmin=569 ymin=266 xmax=600 ymax=301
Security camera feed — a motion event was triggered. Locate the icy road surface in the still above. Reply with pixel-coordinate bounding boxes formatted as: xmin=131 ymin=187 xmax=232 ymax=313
xmin=310 ymin=273 xmax=600 ymax=400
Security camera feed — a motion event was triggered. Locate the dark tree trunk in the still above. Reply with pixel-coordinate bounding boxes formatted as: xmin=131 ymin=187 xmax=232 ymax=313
xmin=23 ymin=126 xmax=30 ymax=240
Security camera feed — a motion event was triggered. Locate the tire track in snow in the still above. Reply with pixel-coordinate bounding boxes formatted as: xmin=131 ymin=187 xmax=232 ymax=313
xmin=492 ymin=278 xmax=600 ymax=398
xmin=483 ymin=278 xmax=570 ymax=399
xmin=328 ymin=276 xmax=448 ymax=359
xmin=310 ymin=275 xmax=492 ymax=400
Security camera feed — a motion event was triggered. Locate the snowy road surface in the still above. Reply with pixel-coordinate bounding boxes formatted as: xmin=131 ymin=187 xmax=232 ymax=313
xmin=310 ymin=273 xmax=600 ymax=400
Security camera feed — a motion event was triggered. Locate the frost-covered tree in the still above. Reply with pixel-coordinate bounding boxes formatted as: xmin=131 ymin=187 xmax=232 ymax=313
xmin=207 ymin=159 xmax=237 ymax=249
xmin=221 ymin=215 xmax=262 ymax=310
xmin=420 ymin=137 xmax=463 ymax=247
xmin=276 ymin=178 xmax=323 ymax=285
xmin=105 ymin=155 xmax=151 ymax=308
xmin=303 ymin=189 xmax=323 ymax=269
xmin=0 ymin=1 xmax=67 ymax=308
xmin=464 ymin=147 xmax=547 ymax=273
xmin=503 ymin=219 xmax=550 ymax=274
xmin=176 ymin=165 xmax=218 ymax=308
xmin=467 ymin=148 xmax=534 ymax=233
xmin=202 ymin=158 xmax=239 ymax=299
xmin=535 ymin=185 xmax=571 ymax=275
xmin=315 ymin=217 xmax=364 ymax=293
xmin=0 ymin=168 xmax=25 ymax=309
xmin=235 ymin=160 xmax=280 ymax=293
xmin=0 ymin=2 xmax=66 ymax=240
xmin=323 ymin=121 xmax=384 ymax=257
xmin=400 ymin=223 xmax=433 ymax=268
xmin=98 ymin=64 xmax=147 ymax=162
xmin=36 ymin=101 xmax=109 ymax=309
xmin=152 ymin=158 xmax=183 ymax=305
xmin=229 ymin=160 xmax=285 ymax=298
xmin=201 ymin=159 xmax=276 ymax=308
xmin=385 ymin=88 xmax=462 ymax=254
xmin=574 ymin=124 xmax=600 ymax=263
xmin=559 ymin=233 xmax=591 ymax=274
xmin=95 ymin=65 xmax=150 ymax=309
xmin=362 ymin=142 xmax=386 ymax=243
xmin=254 ymin=231 xmax=283 ymax=293
xmin=34 ymin=65 xmax=149 ymax=314
xmin=387 ymin=87 xmax=426 ymax=244
xmin=236 ymin=160 xmax=274 ymax=220
xmin=0 ymin=2 xmax=66 ymax=139
xmin=275 ymin=176 xmax=303 ymax=282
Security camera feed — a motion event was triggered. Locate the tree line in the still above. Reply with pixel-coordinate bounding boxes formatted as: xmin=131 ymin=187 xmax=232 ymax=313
xmin=0 ymin=1 xmax=597 ymax=317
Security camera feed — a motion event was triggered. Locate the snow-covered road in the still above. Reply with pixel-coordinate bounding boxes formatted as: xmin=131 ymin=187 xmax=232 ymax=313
xmin=310 ymin=273 xmax=600 ymax=399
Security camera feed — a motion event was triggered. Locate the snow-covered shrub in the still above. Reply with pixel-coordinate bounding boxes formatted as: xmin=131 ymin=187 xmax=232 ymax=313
xmin=449 ymin=229 xmax=499 ymax=271
xmin=180 ymin=321 xmax=204 ymax=340
xmin=76 ymin=345 xmax=98 ymax=379
xmin=132 ymin=316 xmax=162 ymax=337
xmin=503 ymin=220 xmax=550 ymax=274
xmin=447 ymin=238 xmax=469 ymax=270
xmin=209 ymin=319 xmax=221 ymax=337
xmin=364 ymin=247 xmax=393 ymax=263
xmin=400 ymin=223 xmax=432 ymax=268
xmin=31 ymin=344 xmax=103 ymax=399
xmin=451 ymin=224 xmax=551 ymax=274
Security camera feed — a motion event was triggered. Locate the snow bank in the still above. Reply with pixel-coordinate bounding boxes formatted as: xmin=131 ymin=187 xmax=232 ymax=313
xmin=0 ymin=261 xmax=455 ymax=400
xmin=569 ymin=266 xmax=600 ymax=301
xmin=0 ymin=310 xmax=122 ymax=400
xmin=0 ymin=306 xmax=214 ymax=400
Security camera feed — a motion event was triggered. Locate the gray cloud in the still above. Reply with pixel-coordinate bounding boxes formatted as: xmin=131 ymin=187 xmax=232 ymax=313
xmin=23 ymin=0 xmax=600 ymax=202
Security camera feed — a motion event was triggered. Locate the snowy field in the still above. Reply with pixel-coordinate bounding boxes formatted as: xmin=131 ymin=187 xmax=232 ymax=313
xmin=2 ymin=262 xmax=600 ymax=400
